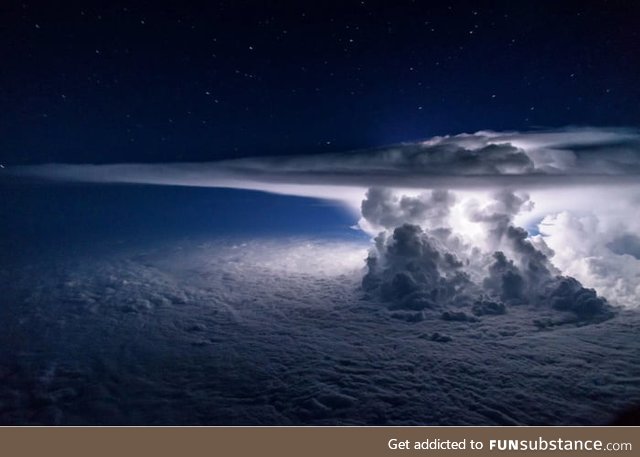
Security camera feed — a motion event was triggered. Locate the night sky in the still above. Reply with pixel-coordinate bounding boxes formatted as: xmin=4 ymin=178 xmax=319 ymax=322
xmin=1 ymin=0 xmax=639 ymax=166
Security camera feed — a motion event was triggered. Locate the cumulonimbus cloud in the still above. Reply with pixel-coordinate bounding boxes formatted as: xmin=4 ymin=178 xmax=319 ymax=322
xmin=4 ymin=126 xmax=640 ymax=309
xmin=361 ymin=188 xmax=614 ymax=321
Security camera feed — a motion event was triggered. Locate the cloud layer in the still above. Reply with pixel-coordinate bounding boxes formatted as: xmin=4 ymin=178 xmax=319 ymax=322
xmin=5 ymin=127 xmax=640 ymax=194
xmin=2 ymin=237 xmax=640 ymax=425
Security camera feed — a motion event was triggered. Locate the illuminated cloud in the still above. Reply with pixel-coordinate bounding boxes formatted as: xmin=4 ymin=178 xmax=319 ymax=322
xmin=5 ymin=126 xmax=639 ymax=308
xmin=360 ymin=190 xmax=613 ymax=320
xmin=5 ymin=127 xmax=640 ymax=196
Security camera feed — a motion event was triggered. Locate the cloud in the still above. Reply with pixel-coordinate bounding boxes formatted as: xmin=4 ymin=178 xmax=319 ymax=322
xmin=360 ymin=189 xmax=613 ymax=321
xmin=539 ymin=212 xmax=640 ymax=308
xmin=5 ymin=127 xmax=640 ymax=196
xmin=607 ymin=234 xmax=640 ymax=260
xmin=5 ymin=236 xmax=639 ymax=425
xmin=362 ymin=223 xmax=472 ymax=311
xmin=2 ymin=127 xmax=640 ymax=425
xmin=360 ymin=187 xmax=455 ymax=231
xmin=4 ymin=126 xmax=639 ymax=308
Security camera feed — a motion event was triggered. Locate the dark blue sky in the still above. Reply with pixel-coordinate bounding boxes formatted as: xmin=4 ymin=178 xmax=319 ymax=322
xmin=1 ymin=0 xmax=639 ymax=165
xmin=0 ymin=180 xmax=364 ymax=262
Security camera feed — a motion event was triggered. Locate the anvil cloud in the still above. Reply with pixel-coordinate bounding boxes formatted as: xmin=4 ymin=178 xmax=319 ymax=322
xmin=6 ymin=127 xmax=640 ymax=196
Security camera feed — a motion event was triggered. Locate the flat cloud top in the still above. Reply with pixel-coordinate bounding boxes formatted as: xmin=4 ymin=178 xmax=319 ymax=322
xmin=5 ymin=127 xmax=640 ymax=194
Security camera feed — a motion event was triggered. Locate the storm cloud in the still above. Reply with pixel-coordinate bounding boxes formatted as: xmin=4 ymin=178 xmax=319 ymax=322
xmin=2 ymin=127 xmax=639 ymax=425
xmin=360 ymin=189 xmax=613 ymax=322
xmin=4 ymin=126 xmax=639 ymax=308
